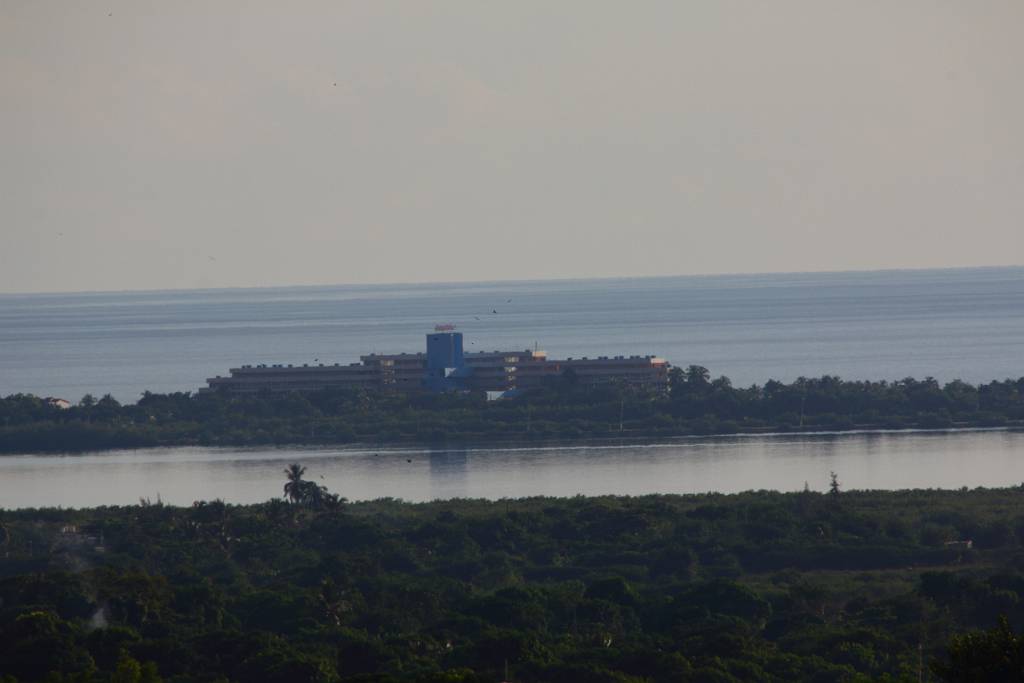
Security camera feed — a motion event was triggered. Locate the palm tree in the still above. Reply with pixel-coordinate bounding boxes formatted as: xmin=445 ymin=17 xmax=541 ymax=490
xmin=283 ymin=463 xmax=307 ymax=504
xmin=321 ymin=491 xmax=346 ymax=512
xmin=301 ymin=480 xmax=325 ymax=509
xmin=685 ymin=365 xmax=711 ymax=386
xmin=282 ymin=463 xmax=344 ymax=511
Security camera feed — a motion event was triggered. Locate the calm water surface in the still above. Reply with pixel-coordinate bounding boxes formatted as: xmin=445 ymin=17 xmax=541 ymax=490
xmin=1 ymin=430 xmax=1021 ymax=509
xmin=2 ymin=267 xmax=1022 ymax=403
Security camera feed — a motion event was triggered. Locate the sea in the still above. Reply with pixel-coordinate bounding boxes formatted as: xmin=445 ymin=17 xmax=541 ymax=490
xmin=3 ymin=266 xmax=1024 ymax=507
xmin=1 ymin=266 xmax=1022 ymax=404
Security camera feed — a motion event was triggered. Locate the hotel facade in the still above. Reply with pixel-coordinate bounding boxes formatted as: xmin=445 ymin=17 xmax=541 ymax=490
xmin=203 ymin=330 xmax=669 ymax=396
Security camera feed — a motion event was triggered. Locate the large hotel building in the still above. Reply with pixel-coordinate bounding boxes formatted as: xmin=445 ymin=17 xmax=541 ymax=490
xmin=203 ymin=330 xmax=669 ymax=396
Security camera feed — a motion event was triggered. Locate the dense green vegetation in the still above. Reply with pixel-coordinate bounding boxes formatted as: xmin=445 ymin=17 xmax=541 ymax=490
xmin=3 ymin=483 xmax=1024 ymax=681
xmin=2 ymin=369 xmax=1024 ymax=453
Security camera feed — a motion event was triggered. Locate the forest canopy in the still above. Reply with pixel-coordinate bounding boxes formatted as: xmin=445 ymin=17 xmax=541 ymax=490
xmin=3 ymin=485 xmax=1024 ymax=681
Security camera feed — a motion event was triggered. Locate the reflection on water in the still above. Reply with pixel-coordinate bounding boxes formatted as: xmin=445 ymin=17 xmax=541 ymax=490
xmin=0 ymin=430 xmax=1021 ymax=509
xmin=428 ymin=448 xmax=468 ymax=500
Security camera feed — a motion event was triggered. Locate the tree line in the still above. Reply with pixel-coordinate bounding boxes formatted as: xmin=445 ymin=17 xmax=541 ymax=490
xmin=1 ymin=369 xmax=1023 ymax=453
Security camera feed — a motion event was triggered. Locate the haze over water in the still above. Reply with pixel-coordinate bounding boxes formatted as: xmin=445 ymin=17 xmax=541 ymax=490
xmin=1 ymin=266 xmax=1022 ymax=403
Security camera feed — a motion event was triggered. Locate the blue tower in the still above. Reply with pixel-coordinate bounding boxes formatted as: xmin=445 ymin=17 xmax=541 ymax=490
xmin=423 ymin=330 xmax=470 ymax=391
xmin=426 ymin=331 xmax=464 ymax=370
xmin=421 ymin=331 xmax=468 ymax=389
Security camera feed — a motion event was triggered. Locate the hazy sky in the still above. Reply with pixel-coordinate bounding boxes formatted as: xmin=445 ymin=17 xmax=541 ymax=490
xmin=3 ymin=1 xmax=1023 ymax=294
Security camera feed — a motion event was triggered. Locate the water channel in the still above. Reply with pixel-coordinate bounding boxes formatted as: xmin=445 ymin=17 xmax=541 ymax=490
xmin=2 ymin=429 xmax=1022 ymax=509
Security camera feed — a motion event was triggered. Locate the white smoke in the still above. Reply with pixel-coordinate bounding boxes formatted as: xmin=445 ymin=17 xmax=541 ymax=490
xmin=87 ymin=605 xmax=108 ymax=631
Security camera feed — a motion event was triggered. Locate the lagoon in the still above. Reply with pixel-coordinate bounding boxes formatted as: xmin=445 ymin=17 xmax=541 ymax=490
xmin=2 ymin=429 xmax=1022 ymax=509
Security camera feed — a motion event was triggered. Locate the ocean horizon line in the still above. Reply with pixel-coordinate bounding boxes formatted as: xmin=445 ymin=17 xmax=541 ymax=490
xmin=3 ymin=262 xmax=1023 ymax=299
